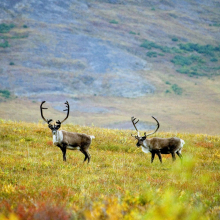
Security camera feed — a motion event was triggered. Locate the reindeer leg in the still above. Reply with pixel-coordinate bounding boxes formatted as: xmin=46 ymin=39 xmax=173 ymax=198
xmin=80 ymin=149 xmax=88 ymax=163
xmin=59 ymin=145 xmax=67 ymax=162
xmin=176 ymin=151 xmax=183 ymax=160
xmin=85 ymin=150 xmax=91 ymax=163
xmin=171 ymin=152 xmax=176 ymax=162
xmin=80 ymin=144 xmax=91 ymax=163
xmin=151 ymin=152 xmax=155 ymax=163
xmin=156 ymin=152 xmax=162 ymax=163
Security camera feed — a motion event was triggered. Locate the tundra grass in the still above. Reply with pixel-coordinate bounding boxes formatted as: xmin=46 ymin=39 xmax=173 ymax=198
xmin=0 ymin=120 xmax=219 ymax=220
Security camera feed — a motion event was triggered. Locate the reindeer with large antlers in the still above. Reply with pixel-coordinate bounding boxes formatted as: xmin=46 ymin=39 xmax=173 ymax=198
xmin=40 ymin=101 xmax=95 ymax=163
xmin=131 ymin=116 xmax=184 ymax=163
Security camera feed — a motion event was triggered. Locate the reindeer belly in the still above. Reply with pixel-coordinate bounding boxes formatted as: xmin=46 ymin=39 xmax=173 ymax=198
xmin=160 ymin=147 xmax=171 ymax=154
xmin=66 ymin=145 xmax=80 ymax=150
xmin=160 ymin=151 xmax=170 ymax=154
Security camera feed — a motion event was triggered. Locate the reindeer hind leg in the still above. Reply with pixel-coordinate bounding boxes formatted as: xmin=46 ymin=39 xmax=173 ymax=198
xmin=171 ymin=152 xmax=176 ymax=162
xmin=85 ymin=150 xmax=91 ymax=163
xmin=176 ymin=151 xmax=183 ymax=160
xmin=80 ymin=149 xmax=88 ymax=162
xmin=80 ymin=148 xmax=91 ymax=163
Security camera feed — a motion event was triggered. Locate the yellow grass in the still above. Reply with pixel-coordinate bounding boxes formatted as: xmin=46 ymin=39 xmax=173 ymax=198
xmin=0 ymin=120 xmax=219 ymax=219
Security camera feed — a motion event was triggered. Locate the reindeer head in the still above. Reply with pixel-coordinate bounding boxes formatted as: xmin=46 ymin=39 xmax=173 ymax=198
xmin=47 ymin=121 xmax=62 ymax=135
xmin=131 ymin=116 xmax=160 ymax=147
xmin=134 ymin=134 xmax=147 ymax=147
xmin=40 ymin=101 xmax=69 ymax=135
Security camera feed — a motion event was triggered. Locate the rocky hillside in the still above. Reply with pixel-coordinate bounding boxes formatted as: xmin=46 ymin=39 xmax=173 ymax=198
xmin=0 ymin=0 xmax=220 ymax=133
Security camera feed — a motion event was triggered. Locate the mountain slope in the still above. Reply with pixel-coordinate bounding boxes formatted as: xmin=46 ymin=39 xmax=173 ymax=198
xmin=0 ymin=0 xmax=220 ymax=134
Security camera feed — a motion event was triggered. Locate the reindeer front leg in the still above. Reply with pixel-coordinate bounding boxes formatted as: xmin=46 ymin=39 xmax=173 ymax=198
xmin=156 ymin=152 xmax=162 ymax=163
xmin=151 ymin=152 xmax=155 ymax=163
xmin=59 ymin=145 xmax=67 ymax=161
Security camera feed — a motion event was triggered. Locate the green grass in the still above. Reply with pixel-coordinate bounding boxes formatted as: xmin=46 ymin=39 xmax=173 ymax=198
xmin=0 ymin=120 xmax=219 ymax=219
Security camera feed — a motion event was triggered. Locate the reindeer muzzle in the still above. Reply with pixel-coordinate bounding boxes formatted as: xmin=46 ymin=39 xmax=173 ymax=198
xmin=136 ymin=143 xmax=141 ymax=147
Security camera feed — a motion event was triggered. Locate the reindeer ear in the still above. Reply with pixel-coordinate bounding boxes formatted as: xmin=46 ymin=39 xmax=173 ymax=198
xmin=47 ymin=119 xmax=53 ymax=124
xmin=55 ymin=124 xmax=61 ymax=130
xmin=56 ymin=120 xmax=61 ymax=125
xmin=142 ymin=132 xmax=147 ymax=140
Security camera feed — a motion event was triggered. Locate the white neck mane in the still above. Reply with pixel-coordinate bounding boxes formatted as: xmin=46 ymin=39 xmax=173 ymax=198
xmin=53 ymin=130 xmax=63 ymax=146
xmin=141 ymin=140 xmax=150 ymax=153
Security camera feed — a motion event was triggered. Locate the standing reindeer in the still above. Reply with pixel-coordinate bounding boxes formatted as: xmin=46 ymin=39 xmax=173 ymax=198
xmin=131 ymin=116 xmax=184 ymax=163
xmin=40 ymin=101 xmax=95 ymax=163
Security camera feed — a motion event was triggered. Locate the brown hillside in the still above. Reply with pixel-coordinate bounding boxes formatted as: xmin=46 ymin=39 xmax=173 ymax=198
xmin=0 ymin=0 xmax=219 ymax=134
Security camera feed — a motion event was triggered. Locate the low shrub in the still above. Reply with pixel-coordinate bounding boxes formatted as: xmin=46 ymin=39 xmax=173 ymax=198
xmin=171 ymin=84 xmax=183 ymax=95
xmin=178 ymin=43 xmax=219 ymax=56
xmin=0 ymin=23 xmax=15 ymax=33
xmin=210 ymin=58 xmax=218 ymax=62
xmin=171 ymin=55 xmax=193 ymax=66
xmin=172 ymin=37 xmax=178 ymax=42
xmin=146 ymin=51 xmax=157 ymax=57
xmin=0 ymin=40 xmax=9 ymax=48
xmin=109 ymin=20 xmax=118 ymax=24
xmin=0 ymin=90 xmax=11 ymax=99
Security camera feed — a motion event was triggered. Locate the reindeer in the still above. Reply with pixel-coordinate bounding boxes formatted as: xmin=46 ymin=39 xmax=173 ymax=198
xmin=131 ymin=116 xmax=184 ymax=163
xmin=40 ymin=101 xmax=95 ymax=163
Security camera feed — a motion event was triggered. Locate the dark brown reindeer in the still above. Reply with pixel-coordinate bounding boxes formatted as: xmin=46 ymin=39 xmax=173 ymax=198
xmin=40 ymin=101 xmax=95 ymax=163
xmin=131 ymin=116 xmax=184 ymax=163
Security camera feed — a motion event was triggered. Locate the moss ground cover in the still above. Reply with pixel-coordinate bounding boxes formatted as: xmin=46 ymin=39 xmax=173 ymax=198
xmin=0 ymin=120 xmax=219 ymax=219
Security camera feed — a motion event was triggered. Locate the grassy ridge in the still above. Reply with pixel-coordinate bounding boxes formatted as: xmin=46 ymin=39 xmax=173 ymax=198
xmin=0 ymin=120 xmax=220 ymax=219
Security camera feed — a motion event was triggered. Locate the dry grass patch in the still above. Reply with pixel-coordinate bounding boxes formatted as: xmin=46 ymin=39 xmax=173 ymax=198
xmin=0 ymin=120 xmax=219 ymax=219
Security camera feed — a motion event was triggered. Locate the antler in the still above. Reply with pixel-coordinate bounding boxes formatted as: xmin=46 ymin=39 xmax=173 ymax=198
xmin=40 ymin=101 xmax=52 ymax=124
xmin=144 ymin=116 xmax=160 ymax=137
xmin=40 ymin=101 xmax=70 ymax=128
xmin=131 ymin=116 xmax=140 ymax=137
xmin=59 ymin=101 xmax=70 ymax=124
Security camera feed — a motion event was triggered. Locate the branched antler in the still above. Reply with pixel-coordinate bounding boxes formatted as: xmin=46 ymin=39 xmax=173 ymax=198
xmin=131 ymin=116 xmax=160 ymax=138
xmin=60 ymin=101 xmax=69 ymax=124
xmin=40 ymin=101 xmax=52 ymax=124
xmin=40 ymin=101 xmax=69 ymax=127
xmin=144 ymin=116 xmax=160 ymax=137
xmin=131 ymin=116 xmax=140 ymax=137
